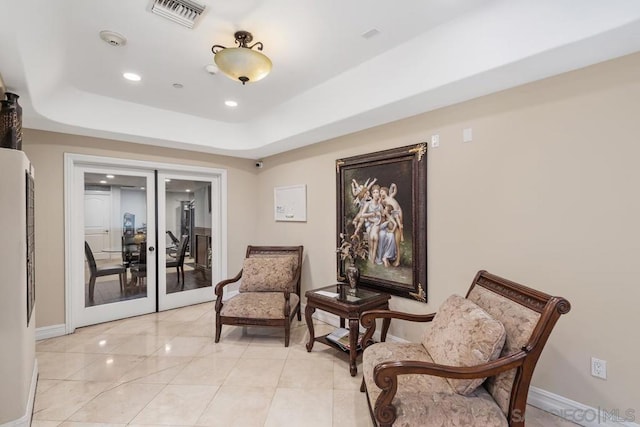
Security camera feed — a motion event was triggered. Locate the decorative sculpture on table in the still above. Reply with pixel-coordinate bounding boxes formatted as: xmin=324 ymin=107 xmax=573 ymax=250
xmin=337 ymin=231 xmax=368 ymax=290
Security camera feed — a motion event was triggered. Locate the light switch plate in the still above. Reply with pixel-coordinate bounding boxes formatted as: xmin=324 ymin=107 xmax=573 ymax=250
xmin=463 ymin=127 xmax=472 ymax=143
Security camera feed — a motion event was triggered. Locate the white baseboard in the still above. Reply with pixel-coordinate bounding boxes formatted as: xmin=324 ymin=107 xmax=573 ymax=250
xmin=0 ymin=360 xmax=37 ymax=427
xmin=527 ymin=386 xmax=638 ymax=427
xmin=224 ymin=290 xmax=239 ymax=301
xmin=36 ymin=323 xmax=66 ymax=341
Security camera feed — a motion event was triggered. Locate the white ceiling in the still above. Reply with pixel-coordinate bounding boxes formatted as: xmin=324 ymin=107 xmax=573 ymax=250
xmin=2 ymin=0 xmax=640 ymax=159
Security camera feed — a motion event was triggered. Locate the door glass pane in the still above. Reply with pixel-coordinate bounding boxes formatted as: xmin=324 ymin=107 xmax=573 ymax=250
xmin=164 ymin=178 xmax=213 ymax=294
xmin=84 ymin=172 xmax=148 ymax=307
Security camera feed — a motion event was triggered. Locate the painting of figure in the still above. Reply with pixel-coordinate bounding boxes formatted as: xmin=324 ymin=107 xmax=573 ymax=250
xmin=336 ymin=144 xmax=427 ymax=301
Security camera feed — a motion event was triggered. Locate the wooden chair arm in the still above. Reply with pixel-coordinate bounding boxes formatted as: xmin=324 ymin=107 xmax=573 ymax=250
xmin=361 ymin=310 xmax=436 ymax=347
xmin=361 ymin=309 xmax=436 ymax=325
xmin=214 ymin=270 xmax=242 ymax=296
xmin=285 ymin=267 xmax=302 ymax=295
xmin=371 ymin=350 xmax=528 ymax=425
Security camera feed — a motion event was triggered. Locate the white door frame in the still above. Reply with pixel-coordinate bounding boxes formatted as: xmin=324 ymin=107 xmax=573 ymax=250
xmin=64 ymin=153 xmax=228 ymax=333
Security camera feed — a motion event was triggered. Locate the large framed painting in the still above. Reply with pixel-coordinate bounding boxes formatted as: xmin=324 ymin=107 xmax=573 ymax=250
xmin=336 ymin=143 xmax=427 ymax=302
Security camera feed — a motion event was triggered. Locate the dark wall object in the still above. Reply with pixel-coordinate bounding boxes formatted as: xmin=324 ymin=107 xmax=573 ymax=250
xmin=336 ymin=143 xmax=427 ymax=302
xmin=0 ymin=92 xmax=22 ymax=150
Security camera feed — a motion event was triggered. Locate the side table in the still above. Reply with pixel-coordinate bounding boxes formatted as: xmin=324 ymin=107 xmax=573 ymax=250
xmin=305 ymin=284 xmax=390 ymax=376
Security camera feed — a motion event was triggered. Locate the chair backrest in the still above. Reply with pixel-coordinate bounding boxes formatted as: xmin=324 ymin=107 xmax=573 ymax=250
xmin=122 ymin=235 xmax=140 ymax=264
xmin=138 ymin=241 xmax=147 ymax=264
xmin=177 ymin=235 xmax=190 ymax=264
xmin=465 ymin=270 xmax=570 ymax=423
xmin=245 ymin=245 xmax=304 ymax=296
xmin=84 ymin=241 xmax=97 ymax=274
xmin=166 ymin=230 xmax=180 ymax=246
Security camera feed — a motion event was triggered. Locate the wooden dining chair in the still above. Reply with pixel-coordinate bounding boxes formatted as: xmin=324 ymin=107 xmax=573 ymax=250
xmin=166 ymin=235 xmax=189 ymax=289
xmin=84 ymin=241 xmax=126 ymax=302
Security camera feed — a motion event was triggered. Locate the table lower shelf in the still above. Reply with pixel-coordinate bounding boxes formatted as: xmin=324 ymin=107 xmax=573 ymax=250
xmin=315 ymin=333 xmax=363 ymax=354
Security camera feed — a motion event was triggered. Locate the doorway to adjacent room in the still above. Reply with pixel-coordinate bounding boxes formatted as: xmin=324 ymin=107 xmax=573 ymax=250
xmin=64 ymin=154 xmax=227 ymax=332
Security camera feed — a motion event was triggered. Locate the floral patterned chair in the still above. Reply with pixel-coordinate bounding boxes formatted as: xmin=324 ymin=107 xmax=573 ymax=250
xmin=214 ymin=245 xmax=303 ymax=347
xmin=359 ymin=270 xmax=571 ymax=427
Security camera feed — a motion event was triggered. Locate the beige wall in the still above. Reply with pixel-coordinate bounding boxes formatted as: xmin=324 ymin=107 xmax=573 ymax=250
xmin=22 ymin=52 xmax=640 ymax=413
xmin=22 ymin=130 xmax=260 ymax=327
xmin=257 ymin=53 xmax=640 ymax=412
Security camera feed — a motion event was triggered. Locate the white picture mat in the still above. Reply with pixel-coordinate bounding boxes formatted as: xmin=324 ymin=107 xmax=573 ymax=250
xmin=274 ymin=184 xmax=307 ymax=222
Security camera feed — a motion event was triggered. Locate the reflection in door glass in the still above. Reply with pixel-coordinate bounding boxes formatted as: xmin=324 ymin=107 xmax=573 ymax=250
xmin=83 ymin=172 xmax=148 ymax=307
xmin=165 ymin=178 xmax=213 ymax=294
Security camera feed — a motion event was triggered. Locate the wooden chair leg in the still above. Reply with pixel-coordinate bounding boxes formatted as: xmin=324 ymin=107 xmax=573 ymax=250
xmin=215 ymin=315 xmax=222 ymax=343
xmin=119 ymin=273 xmax=124 ymax=293
xmin=284 ymin=322 xmax=291 ymax=347
xmin=88 ymin=276 xmax=96 ymax=302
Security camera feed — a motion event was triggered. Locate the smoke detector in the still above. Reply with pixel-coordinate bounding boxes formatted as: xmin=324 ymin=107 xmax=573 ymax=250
xmin=151 ymin=0 xmax=206 ymax=29
xmin=99 ymin=31 xmax=127 ymax=47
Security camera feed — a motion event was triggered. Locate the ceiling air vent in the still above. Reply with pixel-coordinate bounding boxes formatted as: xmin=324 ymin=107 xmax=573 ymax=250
xmin=151 ymin=0 xmax=205 ymax=29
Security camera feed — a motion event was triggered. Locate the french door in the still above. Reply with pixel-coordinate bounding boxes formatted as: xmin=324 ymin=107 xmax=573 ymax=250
xmin=65 ymin=154 xmax=227 ymax=331
xmin=71 ymin=165 xmax=157 ymax=327
xmin=157 ymin=172 xmax=222 ymax=310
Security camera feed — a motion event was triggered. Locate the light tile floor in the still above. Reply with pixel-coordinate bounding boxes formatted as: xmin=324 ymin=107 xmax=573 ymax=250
xmin=33 ymin=302 xmax=578 ymax=426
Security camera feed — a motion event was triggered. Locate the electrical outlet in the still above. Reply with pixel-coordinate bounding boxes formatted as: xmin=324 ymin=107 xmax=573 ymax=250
xmin=591 ymin=357 xmax=607 ymax=379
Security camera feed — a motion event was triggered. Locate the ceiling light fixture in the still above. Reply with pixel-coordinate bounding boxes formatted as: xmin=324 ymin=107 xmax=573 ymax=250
xmin=211 ymin=31 xmax=272 ymax=85
xmin=224 ymin=100 xmax=238 ymax=107
xmin=123 ymin=72 xmax=141 ymax=82
xmin=106 ymin=174 xmax=115 ymax=179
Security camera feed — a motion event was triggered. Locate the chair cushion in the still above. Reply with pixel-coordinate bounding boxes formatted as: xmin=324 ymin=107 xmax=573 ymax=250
xmin=363 ymin=342 xmax=507 ymax=427
xmin=422 ymin=294 xmax=506 ymax=395
xmin=96 ymin=264 xmax=125 ymax=276
xmin=239 ymin=256 xmax=296 ymax=292
xmin=220 ymin=292 xmax=300 ymax=319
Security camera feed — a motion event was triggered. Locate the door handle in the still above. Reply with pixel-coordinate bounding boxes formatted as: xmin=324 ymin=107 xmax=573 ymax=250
xmin=148 ymin=246 xmax=155 ymax=252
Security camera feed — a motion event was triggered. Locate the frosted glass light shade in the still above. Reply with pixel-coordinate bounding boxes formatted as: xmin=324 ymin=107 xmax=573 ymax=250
xmin=214 ymin=47 xmax=272 ymax=84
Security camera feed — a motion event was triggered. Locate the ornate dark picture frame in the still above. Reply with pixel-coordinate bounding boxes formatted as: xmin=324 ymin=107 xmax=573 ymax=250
xmin=336 ymin=143 xmax=427 ymax=302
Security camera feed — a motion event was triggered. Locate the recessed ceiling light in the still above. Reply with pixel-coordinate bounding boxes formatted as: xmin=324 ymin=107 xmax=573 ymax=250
xmin=141 ymin=186 xmax=145 ymax=190
xmin=123 ymin=72 xmax=141 ymax=82
xmin=172 ymin=83 xmax=183 ymax=89
xmin=99 ymin=180 xmax=107 ymax=184
xmin=186 ymin=189 xmax=191 ymax=192
xmin=165 ymin=179 xmax=171 ymax=182
xmin=106 ymin=174 xmax=115 ymax=179
xmin=225 ymin=100 xmax=238 ymax=107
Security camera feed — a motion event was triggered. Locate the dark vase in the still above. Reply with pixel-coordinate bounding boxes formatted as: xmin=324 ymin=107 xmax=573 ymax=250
xmin=346 ymin=263 xmax=360 ymax=290
xmin=0 ymin=92 xmax=22 ymax=150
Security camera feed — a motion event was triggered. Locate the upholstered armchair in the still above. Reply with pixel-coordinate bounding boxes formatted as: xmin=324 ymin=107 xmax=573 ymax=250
xmin=359 ymin=270 xmax=570 ymax=427
xmin=214 ymin=245 xmax=303 ymax=347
